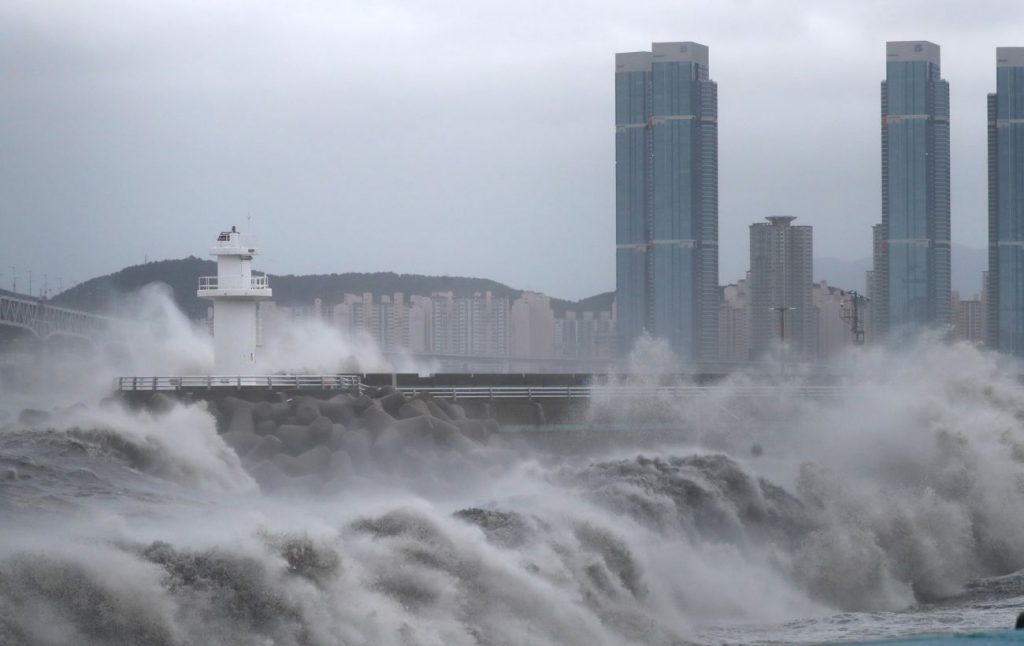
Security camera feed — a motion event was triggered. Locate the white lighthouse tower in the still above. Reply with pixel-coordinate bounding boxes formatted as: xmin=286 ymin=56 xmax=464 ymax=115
xmin=198 ymin=226 xmax=272 ymax=374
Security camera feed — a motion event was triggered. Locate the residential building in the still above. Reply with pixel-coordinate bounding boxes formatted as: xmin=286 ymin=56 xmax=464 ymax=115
xmin=717 ymin=279 xmax=751 ymax=363
xmin=510 ymin=292 xmax=555 ymax=358
xmin=874 ymin=41 xmax=951 ymax=336
xmin=814 ymin=282 xmax=854 ymax=359
xmin=555 ymin=310 xmax=615 ymax=360
xmin=615 ymin=41 xmax=718 ymax=363
xmin=749 ymin=216 xmax=815 ymax=360
xmin=952 ymin=290 xmax=985 ymax=345
xmin=431 ymin=291 xmax=509 ymax=357
xmin=987 ymin=47 xmax=1024 ymax=354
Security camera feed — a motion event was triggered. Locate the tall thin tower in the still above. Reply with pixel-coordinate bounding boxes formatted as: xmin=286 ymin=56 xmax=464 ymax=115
xmin=749 ymin=216 xmax=815 ymax=360
xmin=614 ymin=41 xmax=718 ymax=364
xmin=988 ymin=47 xmax=1024 ymax=353
xmin=874 ymin=41 xmax=951 ymax=337
xmin=198 ymin=227 xmax=272 ymax=373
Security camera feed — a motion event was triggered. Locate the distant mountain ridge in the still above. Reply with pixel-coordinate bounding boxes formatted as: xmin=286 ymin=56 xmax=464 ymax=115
xmin=51 ymin=257 xmax=615 ymax=319
xmin=814 ymin=244 xmax=987 ymax=298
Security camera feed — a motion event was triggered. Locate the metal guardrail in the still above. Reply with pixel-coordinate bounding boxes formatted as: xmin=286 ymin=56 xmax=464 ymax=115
xmin=115 ymin=374 xmax=361 ymax=391
xmin=197 ymin=276 xmax=269 ymax=291
xmin=114 ymin=375 xmax=845 ymax=400
xmin=390 ymin=384 xmax=845 ymax=400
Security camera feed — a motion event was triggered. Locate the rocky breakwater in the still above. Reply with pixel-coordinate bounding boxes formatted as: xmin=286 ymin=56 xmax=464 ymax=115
xmin=167 ymin=388 xmax=505 ymax=494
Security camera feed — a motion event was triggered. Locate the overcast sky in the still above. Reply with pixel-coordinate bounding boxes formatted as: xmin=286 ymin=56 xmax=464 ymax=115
xmin=1 ymin=0 xmax=1020 ymax=300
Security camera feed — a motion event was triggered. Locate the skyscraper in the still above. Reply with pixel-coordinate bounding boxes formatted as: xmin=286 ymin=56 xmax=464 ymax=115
xmin=615 ymin=42 xmax=718 ymax=364
xmin=748 ymin=216 xmax=815 ymax=360
xmin=987 ymin=47 xmax=1024 ymax=354
xmin=874 ymin=41 xmax=951 ymax=336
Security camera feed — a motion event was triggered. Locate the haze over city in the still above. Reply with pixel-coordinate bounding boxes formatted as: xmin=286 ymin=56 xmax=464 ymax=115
xmin=2 ymin=0 xmax=1022 ymax=299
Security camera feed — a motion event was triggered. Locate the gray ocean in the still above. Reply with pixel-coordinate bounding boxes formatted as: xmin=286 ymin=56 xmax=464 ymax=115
xmin=2 ymin=307 xmax=1023 ymax=645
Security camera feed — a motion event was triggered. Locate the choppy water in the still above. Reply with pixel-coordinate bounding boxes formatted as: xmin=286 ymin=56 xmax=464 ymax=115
xmin=3 ymin=339 xmax=1024 ymax=645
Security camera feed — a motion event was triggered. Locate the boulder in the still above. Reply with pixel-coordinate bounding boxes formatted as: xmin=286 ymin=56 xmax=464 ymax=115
xmin=447 ymin=403 xmax=468 ymax=420
xmin=453 ymin=419 xmax=487 ymax=443
xmin=328 ymin=424 xmax=348 ymax=450
xmin=249 ymin=460 xmax=289 ymax=492
xmin=252 ymin=401 xmax=276 ymax=422
xmin=363 ymin=404 xmax=395 ymax=433
xmin=147 ymin=393 xmax=176 ymax=413
xmin=246 ymin=435 xmax=283 ymax=462
xmin=377 ymin=391 xmax=408 ymax=416
xmin=289 ymin=474 xmax=325 ymax=494
xmin=307 ymin=416 xmax=333 ymax=446
xmin=397 ymin=400 xmax=432 ymax=420
xmin=255 ymin=420 xmax=278 ymax=436
xmin=424 ymin=417 xmax=475 ymax=451
xmin=295 ymin=402 xmax=320 ymax=426
xmin=295 ymin=445 xmax=332 ymax=475
xmin=335 ymin=428 xmax=373 ymax=460
xmin=220 ymin=396 xmax=252 ymax=416
xmin=227 ymin=406 xmax=256 ymax=435
xmin=275 ymin=424 xmax=312 ymax=456
xmin=375 ymin=416 xmax=435 ymax=452
xmin=324 ymin=394 xmax=356 ymax=424
xmin=350 ymin=393 xmax=375 ymax=413
xmin=222 ymin=430 xmax=261 ymax=457
xmin=272 ymin=453 xmax=305 ymax=477
xmin=424 ymin=400 xmax=452 ymax=422
xmin=329 ymin=450 xmax=353 ymax=477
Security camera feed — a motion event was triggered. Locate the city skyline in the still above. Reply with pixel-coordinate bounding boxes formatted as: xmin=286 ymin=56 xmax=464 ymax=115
xmin=2 ymin=1 xmax=1021 ymax=301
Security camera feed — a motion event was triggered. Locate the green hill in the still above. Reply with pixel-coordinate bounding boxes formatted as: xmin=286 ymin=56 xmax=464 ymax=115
xmin=51 ymin=257 xmax=613 ymax=319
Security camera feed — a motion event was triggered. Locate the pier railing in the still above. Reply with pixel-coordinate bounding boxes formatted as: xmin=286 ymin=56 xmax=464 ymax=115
xmin=114 ymin=375 xmax=843 ymax=400
xmin=388 ymin=384 xmax=843 ymax=400
xmin=115 ymin=374 xmax=362 ymax=391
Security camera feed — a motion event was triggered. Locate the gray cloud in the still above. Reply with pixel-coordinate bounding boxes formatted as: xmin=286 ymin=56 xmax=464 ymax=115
xmin=0 ymin=0 xmax=1020 ymax=299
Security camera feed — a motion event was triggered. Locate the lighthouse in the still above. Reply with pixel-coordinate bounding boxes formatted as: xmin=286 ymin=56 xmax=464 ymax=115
xmin=198 ymin=226 xmax=272 ymax=374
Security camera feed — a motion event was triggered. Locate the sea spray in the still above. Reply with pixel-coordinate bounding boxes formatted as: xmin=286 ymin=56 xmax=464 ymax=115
xmin=3 ymin=334 xmax=1024 ymax=642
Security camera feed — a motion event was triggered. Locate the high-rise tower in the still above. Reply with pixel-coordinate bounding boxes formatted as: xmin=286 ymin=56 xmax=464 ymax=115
xmin=987 ymin=47 xmax=1024 ymax=353
xmin=748 ymin=216 xmax=815 ymax=360
xmin=874 ymin=41 xmax=951 ymax=337
xmin=615 ymin=41 xmax=718 ymax=364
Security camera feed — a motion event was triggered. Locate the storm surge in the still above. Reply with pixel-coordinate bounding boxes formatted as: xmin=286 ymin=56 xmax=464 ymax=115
xmin=2 ymin=338 xmax=1024 ymax=645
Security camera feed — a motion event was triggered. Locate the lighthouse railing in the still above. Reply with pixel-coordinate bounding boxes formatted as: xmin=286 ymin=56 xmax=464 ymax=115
xmin=197 ymin=276 xmax=269 ymax=292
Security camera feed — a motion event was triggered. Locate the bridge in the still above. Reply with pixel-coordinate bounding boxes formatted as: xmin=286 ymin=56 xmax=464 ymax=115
xmin=0 ymin=289 xmax=108 ymax=340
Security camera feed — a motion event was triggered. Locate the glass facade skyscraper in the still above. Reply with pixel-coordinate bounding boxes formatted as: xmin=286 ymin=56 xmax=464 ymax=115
xmin=615 ymin=42 xmax=718 ymax=363
xmin=988 ymin=48 xmax=1024 ymax=354
xmin=875 ymin=41 xmax=951 ymax=336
